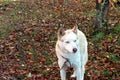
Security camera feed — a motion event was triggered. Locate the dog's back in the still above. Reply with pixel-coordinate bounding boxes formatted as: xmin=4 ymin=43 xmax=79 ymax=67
xmin=77 ymin=29 xmax=88 ymax=65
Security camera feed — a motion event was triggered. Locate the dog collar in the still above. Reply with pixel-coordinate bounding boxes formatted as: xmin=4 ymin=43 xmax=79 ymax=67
xmin=57 ymin=43 xmax=71 ymax=69
xmin=60 ymin=55 xmax=71 ymax=70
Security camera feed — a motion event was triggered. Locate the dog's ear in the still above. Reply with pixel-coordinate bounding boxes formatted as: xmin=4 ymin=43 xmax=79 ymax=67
xmin=72 ymin=25 xmax=78 ymax=34
xmin=58 ymin=27 xmax=65 ymax=39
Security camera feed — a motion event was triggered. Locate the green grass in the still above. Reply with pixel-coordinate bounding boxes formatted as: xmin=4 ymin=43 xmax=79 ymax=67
xmin=109 ymin=54 xmax=120 ymax=63
xmin=103 ymin=69 xmax=110 ymax=77
xmin=93 ymin=32 xmax=104 ymax=41
xmin=113 ymin=24 xmax=120 ymax=33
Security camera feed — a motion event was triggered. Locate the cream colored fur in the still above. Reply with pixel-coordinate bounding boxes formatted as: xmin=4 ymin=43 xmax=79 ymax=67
xmin=55 ymin=26 xmax=88 ymax=80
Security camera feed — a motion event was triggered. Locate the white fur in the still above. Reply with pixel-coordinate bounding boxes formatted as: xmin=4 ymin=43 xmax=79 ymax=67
xmin=55 ymin=26 xmax=88 ymax=80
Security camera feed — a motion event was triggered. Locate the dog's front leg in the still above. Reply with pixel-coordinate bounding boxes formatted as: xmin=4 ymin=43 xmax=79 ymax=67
xmin=60 ymin=67 xmax=66 ymax=80
xmin=58 ymin=60 xmax=67 ymax=80
xmin=76 ymin=66 xmax=85 ymax=80
xmin=76 ymin=68 xmax=81 ymax=80
xmin=81 ymin=66 xmax=85 ymax=80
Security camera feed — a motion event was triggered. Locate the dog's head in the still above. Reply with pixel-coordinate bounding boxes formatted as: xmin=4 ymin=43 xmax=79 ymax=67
xmin=57 ymin=26 xmax=79 ymax=53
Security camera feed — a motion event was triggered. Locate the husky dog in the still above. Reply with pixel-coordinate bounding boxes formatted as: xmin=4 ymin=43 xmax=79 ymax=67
xmin=55 ymin=26 xmax=88 ymax=80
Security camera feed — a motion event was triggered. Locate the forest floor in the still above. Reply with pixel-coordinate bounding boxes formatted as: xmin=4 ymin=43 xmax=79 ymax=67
xmin=0 ymin=0 xmax=120 ymax=80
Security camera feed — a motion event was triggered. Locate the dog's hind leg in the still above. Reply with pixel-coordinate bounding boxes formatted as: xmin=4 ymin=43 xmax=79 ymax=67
xmin=71 ymin=68 xmax=76 ymax=78
xmin=71 ymin=71 xmax=76 ymax=78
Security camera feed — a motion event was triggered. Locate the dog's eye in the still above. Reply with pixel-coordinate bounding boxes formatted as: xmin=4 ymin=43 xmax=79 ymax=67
xmin=65 ymin=41 xmax=70 ymax=44
xmin=74 ymin=40 xmax=76 ymax=42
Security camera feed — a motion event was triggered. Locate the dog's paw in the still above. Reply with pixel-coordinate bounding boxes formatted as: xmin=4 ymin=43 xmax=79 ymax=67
xmin=71 ymin=74 xmax=76 ymax=78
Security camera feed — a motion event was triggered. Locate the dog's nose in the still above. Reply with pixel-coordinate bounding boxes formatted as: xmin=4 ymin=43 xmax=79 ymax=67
xmin=73 ymin=48 xmax=77 ymax=53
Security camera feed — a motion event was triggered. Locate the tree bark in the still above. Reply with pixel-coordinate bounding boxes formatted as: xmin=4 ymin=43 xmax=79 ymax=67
xmin=94 ymin=0 xmax=109 ymax=28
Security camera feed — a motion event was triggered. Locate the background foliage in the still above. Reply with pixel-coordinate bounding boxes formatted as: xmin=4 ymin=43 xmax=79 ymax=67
xmin=0 ymin=0 xmax=120 ymax=80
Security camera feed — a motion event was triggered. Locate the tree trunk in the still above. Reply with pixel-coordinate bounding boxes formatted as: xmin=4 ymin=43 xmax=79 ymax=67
xmin=94 ymin=0 xmax=109 ymax=28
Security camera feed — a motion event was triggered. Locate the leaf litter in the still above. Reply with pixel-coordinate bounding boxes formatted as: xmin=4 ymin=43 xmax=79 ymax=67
xmin=0 ymin=0 xmax=120 ymax=80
